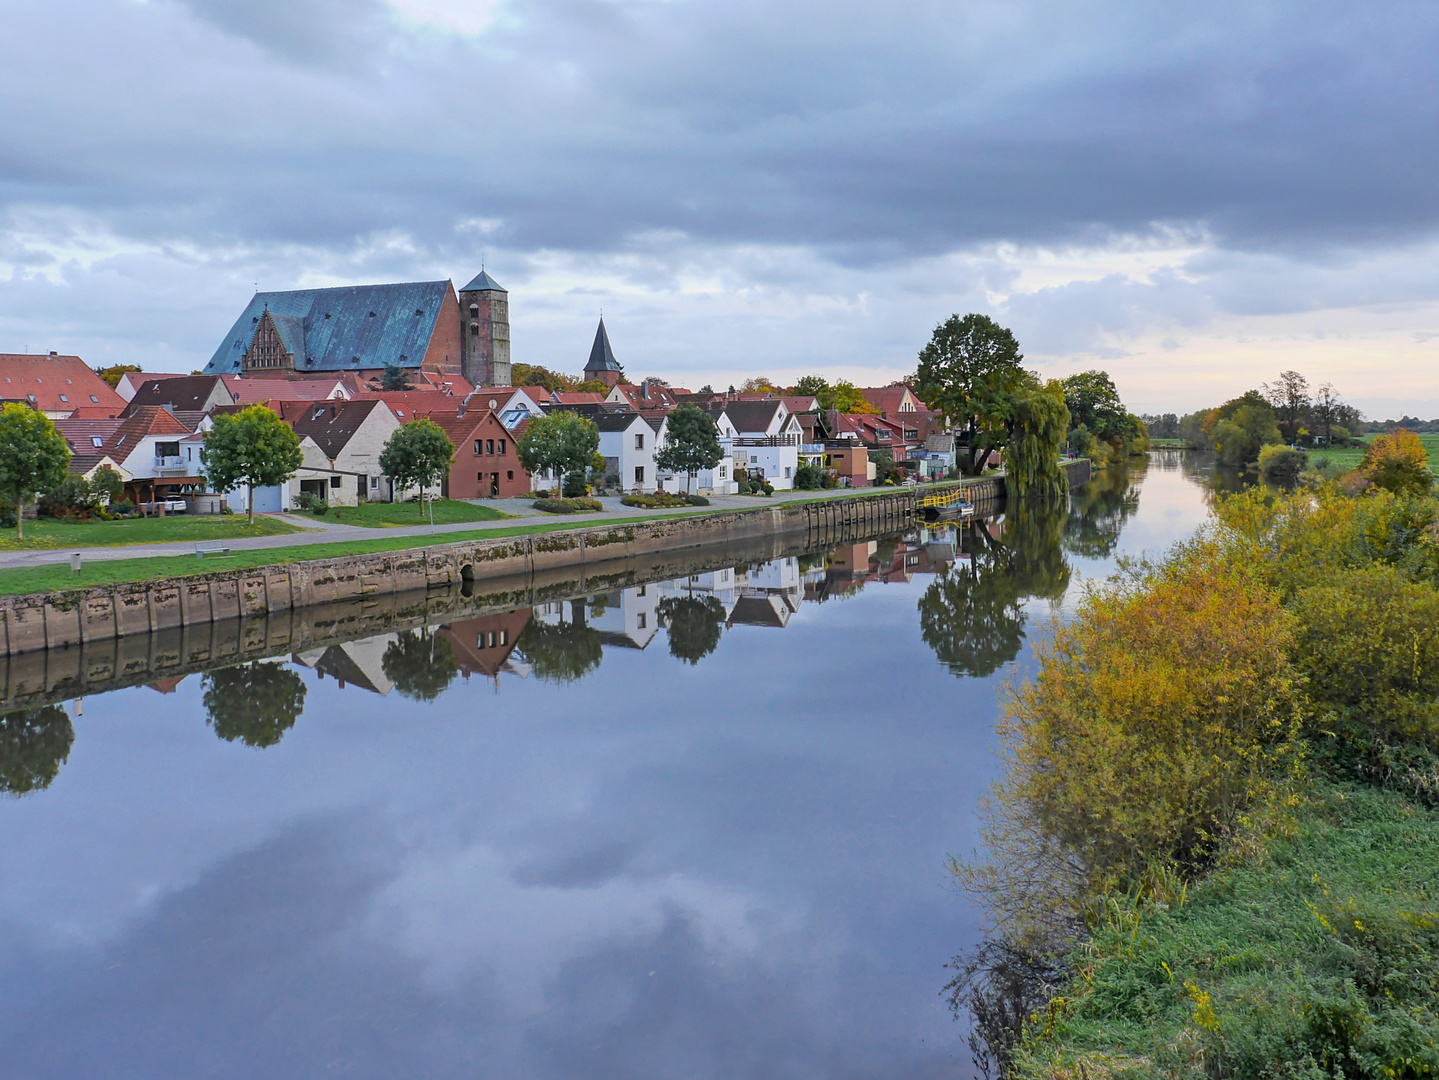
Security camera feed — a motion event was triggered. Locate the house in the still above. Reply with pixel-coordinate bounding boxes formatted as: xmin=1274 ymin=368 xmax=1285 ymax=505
xmin=424 ymin=409 xmax=531 ymax=499
xmin=57 ymin=406 xmax=206 ymax=505
xmin=227 ymin=376 xmax=352 ymax=404
xmin=464 ymin=386 xmax=547 ymax=419
xmin=550 ymin=391 xmax=607 ymax=406
xmin=606 ymin=380 xmax=681 ymax=411
xmin=439 ymin=611 xmax=532 ymax=679
xmin=582 ymin=317 xmax=624 ymax=388
xmin=0 ymin=353 xmax=126 ymax=418
xmin=913 ymin=434 xmax=957 ymax=480
xmin=283 ymin=399 xmax=403 ymax=506
xmin=116 ymin=370 xmax=189 ymax=402
xmin=203 ymin=270 xmax=512 ymax=388
xmin=592 ymin=410 xmax=665 ymax=492
xmin=121 ymin=374 xmax=237 ymax=428
xmin=859 ymin=385 xmax=922 ymax=418
xmin=706 ymin=399 xmax=802 ymax=490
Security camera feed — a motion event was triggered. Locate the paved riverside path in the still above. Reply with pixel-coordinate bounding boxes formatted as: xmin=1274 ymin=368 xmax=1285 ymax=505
xmin=0 ymin=487 xmax=922 ymax=571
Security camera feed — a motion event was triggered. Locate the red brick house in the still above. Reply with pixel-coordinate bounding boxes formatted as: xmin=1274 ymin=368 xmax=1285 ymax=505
xmin=426 ymin=410 xmax=531 ymax=499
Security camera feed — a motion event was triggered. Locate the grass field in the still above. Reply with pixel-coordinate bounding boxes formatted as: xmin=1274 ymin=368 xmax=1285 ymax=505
xmin=293 ymin=499 xmax=511 ymax=528
xmin=0 ymin=514 xmax=303 ymax=552
xmin=1304 ymin=431 xmax=1439 ymax=476
xmin=0 ymin=513 xmax=706 ymax=596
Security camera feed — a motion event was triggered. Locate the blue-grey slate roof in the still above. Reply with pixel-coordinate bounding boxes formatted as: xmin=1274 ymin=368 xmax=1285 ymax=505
xmin=460 ymin=270 xmax=506 ymax=293
xmin=585 ymin=317 xmax=622 ymax=373
xmin=204 ymin=281 xmax=453 ymax=374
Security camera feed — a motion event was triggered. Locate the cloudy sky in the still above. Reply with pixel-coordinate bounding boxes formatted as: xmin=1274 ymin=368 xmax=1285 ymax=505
xmin=1 ymin=0 xmax=1436 ymax=415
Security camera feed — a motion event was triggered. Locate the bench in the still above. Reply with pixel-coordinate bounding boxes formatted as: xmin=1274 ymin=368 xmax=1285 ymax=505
xmin=195 ymin=541 xmax=231 ymax=557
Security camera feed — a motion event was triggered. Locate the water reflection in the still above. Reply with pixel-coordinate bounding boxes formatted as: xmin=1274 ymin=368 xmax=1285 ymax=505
xmin=0 ymin=705 xmax=73 ymax=795
xmin=202 ymin=662 xmax=307 ymax=748
xmin=0 ymin=456 xmax=1217 ymax=1079
xmin=1064 ymin=459 xmax=1141 ymax=559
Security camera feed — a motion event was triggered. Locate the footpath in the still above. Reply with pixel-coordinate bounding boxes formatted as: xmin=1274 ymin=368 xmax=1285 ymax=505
xmin=0 ymin=487 xmax=926 ymax=571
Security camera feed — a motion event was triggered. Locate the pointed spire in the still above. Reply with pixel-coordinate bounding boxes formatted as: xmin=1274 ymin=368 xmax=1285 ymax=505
xmin=584 ymin=316 xmax=622 ymax=373
xmin=461 ymin=270 xmax=506 ymax=293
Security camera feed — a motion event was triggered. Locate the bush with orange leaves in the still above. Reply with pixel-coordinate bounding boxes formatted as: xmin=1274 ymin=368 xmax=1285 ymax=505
xmin=1352 ymin=427 xmax=1433 ymax=496
xmin=958 ymin=539 xmax=1304 ymax=943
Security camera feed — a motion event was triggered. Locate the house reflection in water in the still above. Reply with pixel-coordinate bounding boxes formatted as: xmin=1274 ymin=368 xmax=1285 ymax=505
xmin=293 ymin=634 xmax=400 ymax=695
xmin=804 ymin=525 xmax=964 ymax=603
xmin=439 ymin=610 xmax=532 ymax=681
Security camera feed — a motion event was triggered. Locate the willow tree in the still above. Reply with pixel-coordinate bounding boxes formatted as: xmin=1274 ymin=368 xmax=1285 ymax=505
xmin=1004 ymin=380 xmax=1070 ymax=500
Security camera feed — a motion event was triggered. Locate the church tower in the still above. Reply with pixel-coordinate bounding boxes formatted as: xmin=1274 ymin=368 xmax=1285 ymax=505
xmin=458 ymin=270 xmax=511 ymax=387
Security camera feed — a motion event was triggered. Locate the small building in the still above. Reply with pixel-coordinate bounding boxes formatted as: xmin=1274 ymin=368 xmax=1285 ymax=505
xmin=425 ymin=410 xmax=531 ymax=499
xmin=122 ymin=374 xmax=237 ymax=428
xmin=592 ymin=410 xmax=665 ymax=492
xmin=0 ymin=353 xmax=126 ymax=418
xmin=707 ymin=400 xmax=802 ymax=490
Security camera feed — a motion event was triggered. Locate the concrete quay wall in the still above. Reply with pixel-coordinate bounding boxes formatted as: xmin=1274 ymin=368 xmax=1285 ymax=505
xmin=0 ymin=492 xmax=919 ymax=657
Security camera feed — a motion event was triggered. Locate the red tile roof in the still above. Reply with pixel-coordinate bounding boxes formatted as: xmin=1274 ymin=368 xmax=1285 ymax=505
xmin=0 ymin=354 xmax=126 ymax=415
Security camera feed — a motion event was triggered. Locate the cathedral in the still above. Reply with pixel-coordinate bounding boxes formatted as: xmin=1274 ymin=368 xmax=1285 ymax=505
xmin=203 ymin=271 xmax=511 ymax=387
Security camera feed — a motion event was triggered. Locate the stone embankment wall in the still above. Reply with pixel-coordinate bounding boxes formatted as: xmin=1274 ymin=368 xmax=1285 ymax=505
xmin=0 ymin=492 xmax=918 ymax=657
xmin=0 ymin=466 xmax=1091 ymax=659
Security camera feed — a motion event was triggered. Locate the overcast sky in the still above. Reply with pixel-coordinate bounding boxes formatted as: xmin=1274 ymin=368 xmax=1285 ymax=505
xmin=2 ymin=0 xmax=1436 ymax=415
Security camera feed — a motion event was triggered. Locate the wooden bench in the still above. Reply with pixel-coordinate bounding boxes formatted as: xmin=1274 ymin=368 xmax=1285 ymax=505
xmin=194 ymin=540 xmax=231 ymax=558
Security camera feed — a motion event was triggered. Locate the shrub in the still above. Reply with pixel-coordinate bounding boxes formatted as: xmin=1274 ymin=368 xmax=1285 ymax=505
xmin=793 ymin=464 xmax=824 ymax=490
xmin=532 ymin=497 xmax=603 ymax=514
xmin=619 ymin=492 xmax=709 ymax=508
xmin=1257 ymin=444 xmax=1307 ymax=486
xmin=293 ymin=491 xmax=329 ymax=515
xmin=1359 ymin=428 xmax=1433 ymax=495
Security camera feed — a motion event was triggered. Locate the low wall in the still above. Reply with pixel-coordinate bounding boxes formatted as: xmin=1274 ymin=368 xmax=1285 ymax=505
xmin=0 ymin=492 xmax=920 ymax=657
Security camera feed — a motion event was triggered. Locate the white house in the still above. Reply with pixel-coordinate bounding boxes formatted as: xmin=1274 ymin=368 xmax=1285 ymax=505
xmin=593 ymin=411 xmax=666 ymax=492
xmin=707 ymin=400 xmax=802 ymax=490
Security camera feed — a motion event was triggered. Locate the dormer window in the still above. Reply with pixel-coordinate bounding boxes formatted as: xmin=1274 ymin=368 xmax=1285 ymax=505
xmin=26 ymin=394 xmax=35 ymax=403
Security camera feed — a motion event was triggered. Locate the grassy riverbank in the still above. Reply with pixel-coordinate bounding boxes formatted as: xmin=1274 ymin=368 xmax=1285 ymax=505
xmin=957 ymin=482 xmax=1439 ymax=1078
xmin=293 ymin=499 xmax=511 ymax=527
xmin=0 ymin=513 xmax=703 ymax=595
xmin=0 ymin=514 xmax=303 ymax=551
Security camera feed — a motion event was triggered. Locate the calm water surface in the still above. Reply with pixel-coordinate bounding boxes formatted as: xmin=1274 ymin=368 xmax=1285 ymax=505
xmin=0 ymin=453 xmax=1211 ymax=1078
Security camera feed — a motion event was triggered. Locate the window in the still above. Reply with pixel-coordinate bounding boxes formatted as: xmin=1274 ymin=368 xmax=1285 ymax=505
xmin=470 ymin=323 xmax=480 ymax=337
xmin=330 ymin=475 xmax=342 ymax=489
xmin=155 ymin=441 xmax=179 ymax=457
xmin=635 ymin=433 xmax=644 ymax=449
xmin=470 ymin=304 xmax=479 ymax=316
xmin=499 ymin=629 xmax=508 ymax=646
xmin=58 ymin=394 xmax=68 ymax=403
xmin=370 ymin=476 xmax=380 ymax=490
xmin=785 ymin=466 xmax=792 ymax=478
xmin=90 ymin=436 xmax=103 ymax=448
xmin=506 ymin=470 xmax=513 ymax=480
xmin=477 ymin=471 xmax=484 ymax=482
xmin=636 ymin=612 xmax=647 ymax=629
xmin=486 ymin=439 xmax=494 ymax=455
xmin=474 ymin=440 xmax=482 ymax=456
xmin=90 ymin=395 xmax=98 ymax=403
xmin=635 ymin=466 xmax=644 ymax=483
xmin=636 ymin=585 xmax=646 ymax=597
xmin=26 ymin=394 xmax=34 ymax=403
xmin=498 ymin=439 xmax=506 ymax=455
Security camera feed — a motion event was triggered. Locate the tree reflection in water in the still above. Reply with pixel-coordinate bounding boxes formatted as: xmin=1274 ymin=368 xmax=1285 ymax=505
xmin=0 ymin=705 xmax=75 ymax=795
xmin=919 ymin=496 xmax=1070 ymax=678
xmin=381 ymin=629 xmax=460 ymax=702
xmin=1063 ymin=458 xmax=1143 ymax=560
xmin=202 ymin=662 xmax=307 ymax=749
xmin=515 ymin=599 xmax=603 ymax=684
xmin=657 ymin=594 xmax=726 ymax=665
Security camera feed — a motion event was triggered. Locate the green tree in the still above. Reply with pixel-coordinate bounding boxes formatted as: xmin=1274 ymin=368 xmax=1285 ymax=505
xmin=515 ymin=603 xmax=603 ymax=683
xmin=0 ymin=403 xmax=71 ymax=539
xmin=516 ymin=411 xmax=601 ymax=497
xmin=201 ymin=404 xmax=304 ymax=523
xmin=739 ymin=376 xmax=779 ymax=393
xmin=792 ymin=374 xmax=830 ymax=399
xmin=1263 ymin=369 xmax=1311 ymax=445
xmin=826 ymin=380 xmax=878 ymax=414
xmin=381 ymin=362 xmax=414 ymax=391
xmin=381 ymin=628 xmax=460 ymax=701
xmin=94 ymin=363 xmax=141 ymax=389
xmin=89 ymin=465 xmax=125 ymax=505
xmin=914 ymin=314 xmax=1026 ymax=474
xmin=658 ymin=594 xmax=726 ymax=664
xmin=380 ymin=417 xmax=455 ymax=516
xmin=0 ymin=706 xmax=75 ymax=796
xmin=1209 ymin=390 xmax=1282 ymax=467
xmin=654 ymin=405 xmax=722 ymax=493
xmin=202 ymin=661 xmax=307 ymax=749
xmin=1004 ymin=380 xmax=1071 ymax=499
xmin=1359 ymin=428 xmax=1433 ymax=496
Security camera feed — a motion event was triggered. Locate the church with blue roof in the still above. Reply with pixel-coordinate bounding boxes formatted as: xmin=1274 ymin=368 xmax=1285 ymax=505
xmin=203 ymin=271 xmax=511 ymax=387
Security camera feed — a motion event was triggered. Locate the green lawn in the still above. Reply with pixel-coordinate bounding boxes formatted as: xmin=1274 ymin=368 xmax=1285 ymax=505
xmin=1308 ymin=431 xmax=1439 ymax=475
xmin=0 ymin=513 xmax=709 ymax=596
xmin=0 ymin=514 xmax=303 ymax=552
xmin=295 ymin=499 xmax=511 ymax=528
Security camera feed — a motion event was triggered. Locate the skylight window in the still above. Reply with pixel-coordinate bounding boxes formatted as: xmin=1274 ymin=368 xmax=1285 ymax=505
xmin=90 ymin=395 xmax=99 ymax=403
xmin=59 ymin=395 xmax=68 ymax=402
xmin=91 ymin=436 xmax=103 ymax=448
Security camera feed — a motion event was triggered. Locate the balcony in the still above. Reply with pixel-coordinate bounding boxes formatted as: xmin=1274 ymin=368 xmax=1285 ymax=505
xmin=728 ymin=435 xmax=799 ymax=447
xmin=153 ymin=456 xmax=194 ymax=476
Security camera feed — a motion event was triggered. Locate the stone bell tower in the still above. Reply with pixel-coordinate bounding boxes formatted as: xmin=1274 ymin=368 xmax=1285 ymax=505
xmin=458 ymin=270 xmax=511 ymax=387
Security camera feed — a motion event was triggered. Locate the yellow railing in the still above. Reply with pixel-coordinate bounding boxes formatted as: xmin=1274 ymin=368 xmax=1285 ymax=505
xmin=917 ymin=486 xmax=972 ymax=510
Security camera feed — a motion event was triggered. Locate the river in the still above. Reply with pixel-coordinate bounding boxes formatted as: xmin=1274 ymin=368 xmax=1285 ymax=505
xmin=0 ymin=452 xmax=1213 ymax=1078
